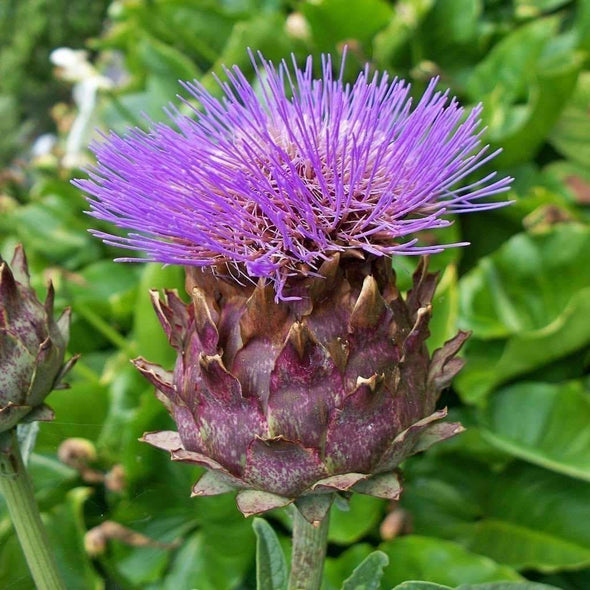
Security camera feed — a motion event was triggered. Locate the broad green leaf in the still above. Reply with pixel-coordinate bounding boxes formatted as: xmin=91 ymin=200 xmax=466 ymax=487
xmin=137 ymin=34 xmax=202 ymax=84
xmin=534 ymin=568 xmax=590 ymax=590
xmin=456 ymin=224 xmax=590 ymax=403
xmin=201 ymin=12 xmax=293 ymax=95
xmin=414 ymin=0 xmax=485 ymax=77
xmin=64 ymin=260 xmax=141 ymax=324
xmin=161 ymin=495 xmax=256 ymax=590
xmin=402 ymin=457 xmax=590 ymax=572
xmin=372 ymin=0 xmax=435 ymax=66
xmin=515 ymin=0 xmax=573 ymax=18
xmin=9 ymin=197 xmax=101 ymax=269
xmin=480 ymin=380 xmax=590 ymax=481
xmin=425 ymin=0 xmax=480 ymax=45
xmin=0 ymin=454 xmax=77 ymax=520
xmin=106 ymin=512 xmax=197 ymax=587
xmin=101 ymin=364 xmax=174 ymax=483
xmin=35 ymin=366 xmax=109 ymax=451
xmin=329 ymin=494 xmax=384 ymax=545
xmin=465 ymin=13 xmax=583 ymax=167
xmin=491 ymin=49 xmax=582 ymax=167
xmin=457 ymin=583 xmax=560 ymax=590
xmin=379 ymin=536 xmax=521 ymax=587
xmin=253 ymin=518 xmax=287 ymax=590
xmin=0 ymin=530 xmax=36 ymax=590
xmin=459 ymin=225 xmax=590 ymax=338
xmin=324 ymin=544 xmax=375 ymax=590
xmin=133 ymin=263 xmax=185 ymax=365
xmin=574 ymin=0 xmax=590 ymax=51
xmin=550 ymin=72 xmax=590 ymax=167
xmin=394 ymin=583 xmax=560 ymax=590
xmin=302 ymin=0 xmax=392 ymax=53
xmin=428 ymin=264 xmax=460 ymax=353
xmin=47 ymin=487 xmax=104 ymax=590
xmin=341 ymin=550 xmax=389 ymax=590
xmin=467 ymin=17 xmax=557 ymax=105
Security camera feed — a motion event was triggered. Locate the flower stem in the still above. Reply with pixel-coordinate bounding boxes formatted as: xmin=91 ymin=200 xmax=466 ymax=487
xmin=0 ymin=430 xmax=66 ymax=590
xmin=288 ymin=507 xmax=330 ymax=590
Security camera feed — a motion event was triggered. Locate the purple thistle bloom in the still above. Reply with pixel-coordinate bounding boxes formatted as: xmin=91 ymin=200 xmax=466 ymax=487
xmin=75 ymin=51 xmax=511 ymax=298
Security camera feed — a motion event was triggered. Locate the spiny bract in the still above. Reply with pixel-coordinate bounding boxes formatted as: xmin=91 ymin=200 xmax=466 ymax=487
xmin=137 ymin=257 xmax=466 ymax=521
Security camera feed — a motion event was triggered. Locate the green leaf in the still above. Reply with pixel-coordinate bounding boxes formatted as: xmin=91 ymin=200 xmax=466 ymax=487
xmin=47 ymin=487 xmax=104 ymax=590
xmin=480 ymin=380 xmax=590 ymax=481
xmin=456 ymin=224 xmax=590 ymax=403
xmin=324 ymin=544 xmax=375 ymax=590
xmin=137 ymin=34 xmax=202 ymax=84
xmin=201 ymin=12 xmax=293 ymax=95
xmin=457 ymin=583 xmax=560 ymax=590
xmin=515 ymin=0 xmax=574 ymax=18
xmin=35 ymin=366 xmax=109 ymax=451
xmin=302 ymin=0 xmax=392 ymax=53
xmin=329 ymin=494 xmax=384 ymax=545
xmin=391 ymin=580 xmax=560 ymax=590
xmin=253 ymin=518 xmax=287 ymax=590
xmin=162 ymin=495 xmax=256 ymax=590
xmin=65 ymin=261 xmax=140 ymax=322
xmin=428 ymin=264 xmax=460 ymax=353
xmin=9 ymin=197 xmax=101 ymax=269
xmin=460 ymin=225 xmax=590 ymax=338
xmin=402 ymin=457 xmax=590 ymax=572
xmin=133 ymin=263 xmax=185 ymax=365
xmin=491 ymin=49 xmax=582 ymax=167
xmin=534 ymin=568 xmax=590 ymax=590
xmin=379 ymin=536 xmax=521 ymax=587
xmin=550 ymin=72 xmax=590 ymax=167
xmin=372 ymin=0 xmax=435 ymax=66
xmin=467 ymin=17 xmax=557 ymax=105
xmin=463 ymin=12 xmax=584 ymax=167
xmin=341 ymin=550 xmax=389 ymax=590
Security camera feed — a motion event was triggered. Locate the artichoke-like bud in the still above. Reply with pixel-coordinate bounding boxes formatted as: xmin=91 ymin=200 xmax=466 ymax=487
xmin=0 ymin=246 xmax=76 ymax=433
xmin=136 ymin=256 xmax=467 ymax=521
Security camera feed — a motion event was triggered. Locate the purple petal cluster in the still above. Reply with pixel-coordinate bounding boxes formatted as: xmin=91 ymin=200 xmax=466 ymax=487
xmin=76 ymin=52 xmax=511 ymax=297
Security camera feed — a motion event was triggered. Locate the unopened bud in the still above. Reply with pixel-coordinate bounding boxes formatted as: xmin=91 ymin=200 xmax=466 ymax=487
xmin=0 ymin=245 xmax=76 ymax=433
xmin=57 ymin=438 xmax=97 ymax=469
xmin=285 ymin=13 xmax=311 ymax=40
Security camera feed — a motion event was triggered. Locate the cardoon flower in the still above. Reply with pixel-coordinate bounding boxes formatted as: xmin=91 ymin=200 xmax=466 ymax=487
xmin=0 ymin=246 xmax=76 ymax=434
xmin=76 ymin=52 xmax=511 ymax=520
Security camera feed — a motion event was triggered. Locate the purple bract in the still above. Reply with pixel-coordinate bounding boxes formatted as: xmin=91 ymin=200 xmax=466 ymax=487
xmin=75 ymin=52 xmax=511 ymax=299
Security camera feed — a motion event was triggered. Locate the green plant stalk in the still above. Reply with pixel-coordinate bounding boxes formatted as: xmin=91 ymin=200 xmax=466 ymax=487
xmin=288 ymin=507 xmax=330 ymax=590
xmin=0 ymin=430 xmax=66 ymax=590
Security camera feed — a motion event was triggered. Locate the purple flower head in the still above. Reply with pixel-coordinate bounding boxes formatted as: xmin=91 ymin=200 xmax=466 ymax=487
xmin=75 ymin=51 xmax=512 ymax=298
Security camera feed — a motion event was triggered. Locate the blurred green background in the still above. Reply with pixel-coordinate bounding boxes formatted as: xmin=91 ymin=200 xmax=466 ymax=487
xmin=1 ymin=1 xmax=589 ymax=588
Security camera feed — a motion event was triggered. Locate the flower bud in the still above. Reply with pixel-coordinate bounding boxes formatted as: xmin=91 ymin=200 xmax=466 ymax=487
xmin=0 ymin=246 xmax=76 ymax=433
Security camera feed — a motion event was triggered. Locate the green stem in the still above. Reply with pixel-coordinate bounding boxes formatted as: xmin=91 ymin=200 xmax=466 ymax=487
xmin=288 ymin=507 xmax=330 ymax=590
xmin=0 ymin=431 xmax=66 ymax=590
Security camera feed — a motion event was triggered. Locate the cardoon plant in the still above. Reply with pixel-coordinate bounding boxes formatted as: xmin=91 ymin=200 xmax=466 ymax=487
xmin=76 ymin=52 xmax=511 ymax=589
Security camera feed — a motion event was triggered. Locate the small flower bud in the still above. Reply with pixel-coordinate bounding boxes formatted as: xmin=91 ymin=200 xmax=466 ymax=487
xmin=0 ymin=246 xmax=76 ymax=434
xmin=57 ymin=438 xmax=97 ymax=469
xmin=285 ymin=13 xmax=311 ymax=40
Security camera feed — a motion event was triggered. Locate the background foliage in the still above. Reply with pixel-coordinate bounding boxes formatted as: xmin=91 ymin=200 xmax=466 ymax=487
xmin=1 ymin=0 xmax=589 ymax=588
